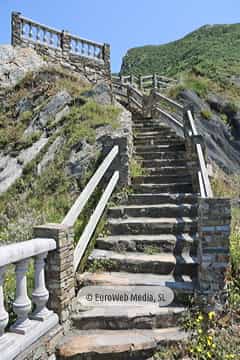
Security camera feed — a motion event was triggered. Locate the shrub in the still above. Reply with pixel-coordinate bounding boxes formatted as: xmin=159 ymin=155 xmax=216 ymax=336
xmin=201 ymin=109 xmax=212 ymax=120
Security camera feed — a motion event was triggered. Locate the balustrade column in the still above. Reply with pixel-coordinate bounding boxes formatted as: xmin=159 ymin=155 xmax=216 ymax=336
xmin=61 ymin=30 xmax=71 ymax=58
xmin=10 ymin=259 xmax=32 ymax=335
xmin=11 ymin=12 xmax=22 ymax=46
xmin=31 ymin=252 xmax=52 ymax=321
xmin=0 ymin=267 xmax=10 ymax=346
xmin=103 ymin=43 xmax=111 ymax=79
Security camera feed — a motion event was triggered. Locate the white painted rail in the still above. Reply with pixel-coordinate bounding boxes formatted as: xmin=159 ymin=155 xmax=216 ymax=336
xmin=62 ymin=145 xmax=119 ymax=272
xmin=0 ymin=238 xmax=58 ymax=360
xmin=62 ymin=145 xmax=119 ymax=227
xmin=187 ymin=110 xmax=213 ymax=198
xmin=73 ymin=171 xmax=119 ymax=272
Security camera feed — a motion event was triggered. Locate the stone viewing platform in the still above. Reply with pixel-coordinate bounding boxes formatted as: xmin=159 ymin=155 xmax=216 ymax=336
xmin=11 ymin=12 xmax=111 ymax=84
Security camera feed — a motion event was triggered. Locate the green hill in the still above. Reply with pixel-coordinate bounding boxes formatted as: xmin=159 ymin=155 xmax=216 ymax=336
xmin=120 ymin=24 xmax=240 ymax=85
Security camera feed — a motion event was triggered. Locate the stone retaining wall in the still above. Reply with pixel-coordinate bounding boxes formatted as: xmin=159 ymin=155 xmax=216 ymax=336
xmin=198 ymin=198 xmax=231 ymax=299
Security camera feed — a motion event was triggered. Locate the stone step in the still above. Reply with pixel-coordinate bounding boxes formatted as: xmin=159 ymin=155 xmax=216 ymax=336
xmin=72 ymin=305 xmax=186 ymax=330
xmin=146 ymin=167 xmax=190 ymax=176
xmin=135 ymin=144 xmax=186 ymax=153
xmin=134 ymin=137 xmax=184 ymax=145
xmin=77 ymin=272 xmax=197 ymax=295
xmin=133 ymin=123 xmax=170 ymax=129
xmin=141 ymin=159 xmax=187 ymax=168
xmin=88 ymin=249 xmax=176 ymax=275
xmin=96 ymin=233 xmax=198 ymax=255
xmin=127 ymin=193 xmax=198 ymax=205
xmin=107 ymin=217 xmax=197 ymax=236
xmin=108 ymin=204 xmax=197 ymax=219
xmin=136 ymin=152 xmax=187 ymax=161
xmin=134 ymin=134 xmax=181 ymax=142
xmin=134 ymin=130 xmax=175 ymax=137
xmin=132 ymin=175 xmax=192 ymax=185
xmin=132 ymin=183 xmax=193 ymax=194
xmin=57 ymin=328 xmax=188 ymax=360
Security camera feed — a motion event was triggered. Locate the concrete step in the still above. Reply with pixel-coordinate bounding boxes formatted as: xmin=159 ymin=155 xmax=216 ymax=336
xmin=88 ymin=249 xmax=176 ymax=275
xmin=136 ymin=152 xmax=187 ymax=161
xmin=134 ymin=130 xmax=175 ymax=137
xmin=77 ymin=272 xmax=197 ymax=294
xmin=108 ymin=204 xmax=197 ymax=219
xmin=57 ymin=328 xmax=188 ymax=360
xmin=107 ymin=217 xmax=197 ymax=236
xmin=135 ymin=144 xmax=186 ymax=153
xmin=96 ymin=233 xmax=197 ymax=254
xmin=132 ymin=183 xmax=193 ymax=194
xmin=134 ymin=138 xmax=185 ymax=146
xmin=141 ymin=159 xmax=187 ymax=168
xmin=132 ymin=175 xmax=192 ymax=185
xmin=127 ymin=193 xmax=198 ymax=205
xmin=72 ymin=305 xmax=186 ymax=330
xmin=146 ymin=167 xmax=190 ymax=176
xmin=134 ymin=134 xmax=181 ymax=141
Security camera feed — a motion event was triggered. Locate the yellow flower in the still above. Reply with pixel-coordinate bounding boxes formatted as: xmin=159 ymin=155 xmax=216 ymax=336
xmin=197 ymin=346 xmax=202 ymax=352
xmin=208 ymin=311 xmax=215 ymax=320
xmin=198 ymin=328 xmax=203 ymax=334
xmin=207 ymin=352 xmax=212 ymax=359
xmin=196 ymin=314 xmax=204 ymax=323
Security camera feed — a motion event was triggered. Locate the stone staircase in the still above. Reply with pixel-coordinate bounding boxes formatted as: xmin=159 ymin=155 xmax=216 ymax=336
xmin=57 ymin=115 xmax=199 ymax=359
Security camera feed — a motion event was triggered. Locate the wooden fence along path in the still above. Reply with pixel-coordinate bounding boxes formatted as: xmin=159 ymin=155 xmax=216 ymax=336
xmin=112 ymin=73 xmax=178 ymax=91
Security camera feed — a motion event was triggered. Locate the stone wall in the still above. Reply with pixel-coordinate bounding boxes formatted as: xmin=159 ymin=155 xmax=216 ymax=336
xmin=11 ymin=12 xmax=111 ymax=84
xmin=198 ymin=198 xmax=231 ymax=300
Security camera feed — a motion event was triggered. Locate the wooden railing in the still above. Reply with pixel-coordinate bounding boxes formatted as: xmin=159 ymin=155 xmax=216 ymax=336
xmin=113 ymin=80 xmax=213 ymax=198
xmin=112 ymin=73 xmax=178 ymax=91
xmin=0 ymin=238 xmax=58 ymax=360
xmin=62 ymin=145 xmax=119 ymax=272
xmin=185 ymin=110 xmax=213 ymax=198
xmin=12 ymin=12 xmax=105 ymax=62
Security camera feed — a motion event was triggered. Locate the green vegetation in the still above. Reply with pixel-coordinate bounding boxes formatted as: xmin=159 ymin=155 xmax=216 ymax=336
xmin=201 ymin=109 xmax=213 ymax=120
xmin=130 ymin=157 xmax=146 ymax=177
xmin=121 ymin=23 xmax=240 ymax=84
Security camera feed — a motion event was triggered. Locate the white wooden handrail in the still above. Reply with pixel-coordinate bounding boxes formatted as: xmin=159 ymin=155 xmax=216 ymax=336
xmin=155 ymin=91 xmax=184 ymax=111
xmin=62 ymin=145 xmax=119 ymax=227
xmin=155 ymin=106 xmax=183 ymax=130
xmin=187 ymin=110 xmax=213 ymax=198
xmin=73 ymin=171 xmax=119 ymax=272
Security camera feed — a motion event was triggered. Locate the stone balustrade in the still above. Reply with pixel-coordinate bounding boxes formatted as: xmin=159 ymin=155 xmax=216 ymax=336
xmin=0 ymin=238 xmax=59 ymax=360
xmin=12 ymin=12 xmax=111 ymax=84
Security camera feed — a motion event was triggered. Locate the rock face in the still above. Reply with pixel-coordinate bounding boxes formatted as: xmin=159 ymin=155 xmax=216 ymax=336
xmin=25 ymin=91 xmax=72 ymax=133
xmin=0 ymin=45 xmax=45 ymax=89
xmin=179 ymin=89 xmax=240 ymax=174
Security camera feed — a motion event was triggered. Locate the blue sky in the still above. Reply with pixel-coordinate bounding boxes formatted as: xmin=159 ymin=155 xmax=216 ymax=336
xmin=1 ymin=0 xmax=240 ymax=72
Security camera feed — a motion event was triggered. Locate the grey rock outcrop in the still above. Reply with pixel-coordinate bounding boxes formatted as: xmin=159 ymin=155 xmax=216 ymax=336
xmin=0 ymin=45 xmax=45 ymax=89
xmin=25 ymin=91 xmax=72 ymax=133
xmin=82 ymin=82 xmax=112 ymax=105
xmin=0 ymin=136 xmax=48 ymax=193
xmin=180 ymin=89 xmax=240 ymax=173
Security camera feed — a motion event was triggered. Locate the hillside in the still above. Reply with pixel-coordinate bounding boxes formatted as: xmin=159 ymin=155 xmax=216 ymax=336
xmin=0 ymin=46 xmax=127 ymax=244
xmin=120 ymin=23 xmax=240 ymax=85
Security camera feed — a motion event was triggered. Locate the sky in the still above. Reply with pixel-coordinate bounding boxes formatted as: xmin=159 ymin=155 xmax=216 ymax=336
xmin=1 ymin=0 xmax=240 ymax=73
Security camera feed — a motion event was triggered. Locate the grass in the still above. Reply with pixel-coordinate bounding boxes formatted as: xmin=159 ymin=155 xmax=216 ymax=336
xmin=201 ymin=109 xmax=213 ymax=120
xmin=130 ymin=157 xmax=146 ymax=177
